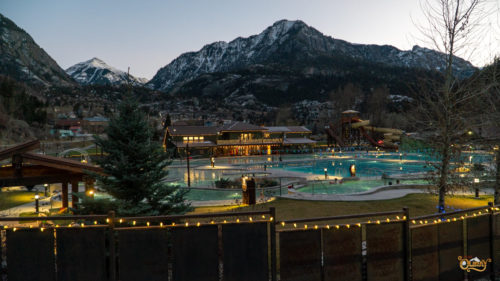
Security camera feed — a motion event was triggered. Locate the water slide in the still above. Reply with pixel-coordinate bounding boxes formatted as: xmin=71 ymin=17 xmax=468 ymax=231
xmin=351 ymin=118 xmax=401 ymax=149
xmin=325 ymin=123 xmax=344 ymax=146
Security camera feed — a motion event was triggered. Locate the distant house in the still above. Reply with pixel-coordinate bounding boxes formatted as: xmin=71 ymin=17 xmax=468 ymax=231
xmin=82 ymin=116 xmax=110 ymax=134
xmin=164 ymin=121 xmax=315 ymax=156
xmin=55 ymin=118 xmax=81 ymax=130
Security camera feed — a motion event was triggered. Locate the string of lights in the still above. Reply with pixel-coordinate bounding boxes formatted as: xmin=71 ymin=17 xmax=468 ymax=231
xmin=1 ymin=206 xmax=498 ymax=232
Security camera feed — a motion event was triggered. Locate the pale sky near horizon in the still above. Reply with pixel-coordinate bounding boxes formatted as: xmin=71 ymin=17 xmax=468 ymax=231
xmin=2 ymin=0 xmax=499 ymax=79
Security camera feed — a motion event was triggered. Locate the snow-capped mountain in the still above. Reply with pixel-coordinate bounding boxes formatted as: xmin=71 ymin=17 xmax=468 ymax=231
xmin=66 ymin=58 xmax=148 ymax=86
xmin=0 ymin=13 xmax=75 ymax=87
xmin=148 ymin=19 xmax=475 ymax=92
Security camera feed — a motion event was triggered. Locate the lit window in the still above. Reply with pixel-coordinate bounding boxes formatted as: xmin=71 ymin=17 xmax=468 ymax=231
xmin=200 ymin=136 xmax=204 ymax=141
xmin=189 ymin=137 xmax=194 ymax=141
xmin=183 ymin=137 xmax=188 ymax=141
xmin=194 ymin=137 xmax=199 ymax=141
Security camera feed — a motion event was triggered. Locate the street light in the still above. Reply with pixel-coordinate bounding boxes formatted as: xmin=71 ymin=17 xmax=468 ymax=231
xmin=44 ymin=183 xmax=48 ymax=196
xmin=35 ymin=194 xmax=40 ymax=213
xmin=474 ymin=178 xmax=480 ymax=198
xmin=324 ymin=168 xmax=328 ymax=180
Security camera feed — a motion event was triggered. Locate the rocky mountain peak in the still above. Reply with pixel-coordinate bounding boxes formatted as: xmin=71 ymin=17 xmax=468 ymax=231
xmin=147 ymin=19 xmax=476 ymax=92
xmin=66 ymin=58 xmax=147 ymax=86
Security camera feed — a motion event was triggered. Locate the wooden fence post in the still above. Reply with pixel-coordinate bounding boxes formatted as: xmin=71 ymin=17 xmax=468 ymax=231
xmin=403 ymin=207 xmax=410 ymax=281
xmin=108 ymin=211 xmax=116 ymax=281
xmin=489 ymin=202 xmax=495 ymax=280
xmin=270 ymin=207 xmax=277 ymax=281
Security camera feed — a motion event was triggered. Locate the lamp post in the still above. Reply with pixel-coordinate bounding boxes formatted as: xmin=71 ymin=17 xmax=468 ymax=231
xmin=474 ymin=178 xmax=480 ymax=198
xmin=44 ymin=183 xmax=48 ymax=196
xmin=324 ymin=168 xmax=328 ymax=180
xmin=186 ymin=143 xmax=191 ymax=187
xmin=35 ymin=194 xmax=40 ymax=213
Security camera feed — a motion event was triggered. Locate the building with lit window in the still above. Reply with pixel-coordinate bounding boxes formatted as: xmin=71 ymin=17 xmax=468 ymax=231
xmin=164 ymin=121 xmax=315 ymax=156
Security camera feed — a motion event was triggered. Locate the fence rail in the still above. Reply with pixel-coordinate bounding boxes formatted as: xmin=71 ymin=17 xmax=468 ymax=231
xmin=0 ymin=205 xmax=499 ymax=281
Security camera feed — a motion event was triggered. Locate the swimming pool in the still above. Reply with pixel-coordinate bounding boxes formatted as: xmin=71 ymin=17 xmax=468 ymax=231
xmin=163 ymin=151 xmax=492 ymax=200
xmin=296 ymin=179 xmax=427 ymax=195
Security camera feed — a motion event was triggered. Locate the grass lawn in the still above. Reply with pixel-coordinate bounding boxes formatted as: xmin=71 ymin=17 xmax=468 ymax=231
xmin=191 ymin=193 xmax=494 ymax=222
xmin=0 ymin=191 xmax=38 ymax=211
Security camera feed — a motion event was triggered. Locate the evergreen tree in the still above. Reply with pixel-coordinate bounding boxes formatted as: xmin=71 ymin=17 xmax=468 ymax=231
xmin=91 ymin=96 xmax=190 ymax=215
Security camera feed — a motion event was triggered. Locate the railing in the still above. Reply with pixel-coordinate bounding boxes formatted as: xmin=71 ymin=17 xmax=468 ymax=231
xmin=217 ymin=138 xmax=282 ymax=145
xmin=1 ymin=204 xmax=499 ymax=281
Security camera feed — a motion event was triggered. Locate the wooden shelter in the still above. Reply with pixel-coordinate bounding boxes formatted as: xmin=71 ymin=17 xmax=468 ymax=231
xmin=0 ymin=140 xmax=102 ymax=209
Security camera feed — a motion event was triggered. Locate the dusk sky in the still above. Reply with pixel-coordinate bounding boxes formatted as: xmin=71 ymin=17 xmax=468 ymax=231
xmin=2 ymin=0 xmax=499 ymax=79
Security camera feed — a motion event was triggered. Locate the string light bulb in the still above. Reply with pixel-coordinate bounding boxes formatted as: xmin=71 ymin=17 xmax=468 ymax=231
xmin=147 ymin=222 xmax=150 ymax=227
xmin=133 ymin=221 xmax=136 ymax=226
xmin=236 ymin=219 xmax=240 ymax=223
xmin=160 ymin=222 xmax=163 ymax=227
xmin=196 ymin=222 xmax=201 ymax=227
xmin=185 ymin=222 xmax=189 ymax=227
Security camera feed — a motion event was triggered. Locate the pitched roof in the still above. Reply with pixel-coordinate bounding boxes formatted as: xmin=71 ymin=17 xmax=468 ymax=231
xmin=21 ymin=152 xmax=102 ymax=173
xmin=167 ymin=126 xmax=219 ymax=136
xmin=265 ymin=126 xmax=311 ymax=133
xmin=0 ymin=140 xmax=40 ymax=161
xmin=219 ymin=122 xmax=267 ymax=132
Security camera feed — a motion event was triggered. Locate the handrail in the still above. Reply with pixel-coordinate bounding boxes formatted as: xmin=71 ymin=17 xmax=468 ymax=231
xmin=0 ymin=214 xmax=108 ymax=222
xmin=0 ymin=210 xmax=273 ymax=223
xmin=410 ymin=203 xmax=498 ymax=221
xmin=278 ymin=209 xmax=405 ymax=224
xmin=120 ymin=209 xmax=272 ymax=222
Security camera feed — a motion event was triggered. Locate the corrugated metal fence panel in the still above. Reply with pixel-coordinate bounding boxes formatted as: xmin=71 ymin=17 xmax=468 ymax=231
xmin=411 ymin=225 xmax=439 ymax=281
xmin=366 ymin=222 xmax=404 ymax=281
xmin=438 ymin=220 xmax=464 ymax=281
xmin=467 ymin=215 xmax=491 ymax=280
xmin=222 ymin=223 xmax=269 ymax=281
xmin=56 ymin=228 xmax=107 ymax=281
xmin=117 ymin=229 xmax=168 ymax=281
xmin=6 ymin=229 xmax=55 ymax=281
xmin=171 ymin=225 xmax=219 ymax=281
xmin=323 ymin=227 xmax=362 ymax=281
xmin=279 ymin=230 xmax=321 ymax=281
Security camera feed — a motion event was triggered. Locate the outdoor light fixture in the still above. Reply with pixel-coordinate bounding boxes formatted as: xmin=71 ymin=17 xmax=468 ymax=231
xmin=350 ymin=164 xmax=356 ymax=177
xmin=34 ymin=194 xmax=40 ymax=213
xmin=474 ymin=178 xmax=480 ymax=183
xmin=324 ymin=168 xmax=328 ymax=179
xmin=44 ymin=183 xmax=48 ymax=196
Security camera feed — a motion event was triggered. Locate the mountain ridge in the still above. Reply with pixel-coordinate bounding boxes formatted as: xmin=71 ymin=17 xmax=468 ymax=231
xmin=66 ymin=57 xmax=148 ymax=86
xmin=0 ymin=13 xmax=75 ymax=87
xmin=147 ymin=19 xmax=475 ymax=92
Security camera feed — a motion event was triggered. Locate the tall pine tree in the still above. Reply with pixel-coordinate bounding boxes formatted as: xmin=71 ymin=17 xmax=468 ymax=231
xmin=91 ymin=96 xmax=190 ymax=215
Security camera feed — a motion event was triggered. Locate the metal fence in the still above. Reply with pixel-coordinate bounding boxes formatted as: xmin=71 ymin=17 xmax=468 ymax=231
xmin=0 ymin=205 xmax=499 ymax=281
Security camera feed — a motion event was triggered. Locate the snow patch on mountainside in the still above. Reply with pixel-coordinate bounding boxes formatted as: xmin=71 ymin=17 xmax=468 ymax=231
xmin=66 ymin=58 xmax=147 ymax=86
xmin=147 ymin=19 xmax=476 ymax=92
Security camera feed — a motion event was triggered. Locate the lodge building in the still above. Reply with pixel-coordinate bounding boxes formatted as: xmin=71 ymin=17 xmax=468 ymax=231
xmin=164 ymin=121 xmax=316 ymax=156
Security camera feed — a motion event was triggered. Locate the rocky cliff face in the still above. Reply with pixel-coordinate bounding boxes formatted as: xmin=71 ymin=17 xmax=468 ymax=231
xmin=148 ymin=19 xmax=475 ymax=92
xmin=0 ymin=13 xmax=75 ymax=87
